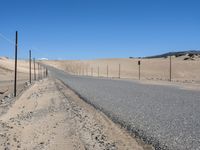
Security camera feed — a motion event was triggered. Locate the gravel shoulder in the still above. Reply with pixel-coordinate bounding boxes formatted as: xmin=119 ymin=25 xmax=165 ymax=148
xmin=0 ymin=78 xmax=152 ymax=150
xmin=45 ymin=66 xmax=200 ymax=150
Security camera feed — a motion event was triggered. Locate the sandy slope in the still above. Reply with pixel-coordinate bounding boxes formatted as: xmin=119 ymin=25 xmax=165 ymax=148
xmin=0 ymin=57 xmax=41 ymax=100
xmin=0 ymin=78 xmax=152 ymax=150
xmin=43 ymin=57 xmax=200 ymax=83
xmin=0 ymin=57 xmax=30 ymax=81
xmin=0 ymin=56 xmax=42 ymax=82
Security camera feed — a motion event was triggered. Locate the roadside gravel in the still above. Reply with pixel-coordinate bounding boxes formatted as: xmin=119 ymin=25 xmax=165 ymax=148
xmin=0 ymin=78 xmax=149 ymax=150
xmin=47 ymin=66 xmax=200 ymax=150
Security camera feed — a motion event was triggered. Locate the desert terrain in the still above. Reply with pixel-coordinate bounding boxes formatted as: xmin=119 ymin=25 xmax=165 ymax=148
xmin=0 ymin=57 xmax=29 ymax=100
xmin=0 ymin=57 xmax=44 ymax=100
xmin=0 ymin=79 xmax=152 ymax=149
xmin=0 ymin=57 xmax=153 ymax=149
xmin=43 ymin=54 xmax=200 ymax=83
xmin=46 ymin=60 xmax=200 ymax=150
xmin=1 ymin=54 xmax=200 ymax=149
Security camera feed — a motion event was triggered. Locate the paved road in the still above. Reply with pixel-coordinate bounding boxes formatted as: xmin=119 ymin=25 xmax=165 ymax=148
xmin=47 ymin=66 xmax=200 ymax=150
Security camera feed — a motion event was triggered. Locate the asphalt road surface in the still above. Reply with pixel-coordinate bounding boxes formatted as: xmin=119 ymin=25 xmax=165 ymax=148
xmin=47 ymin=66 xmax=200 ymax=150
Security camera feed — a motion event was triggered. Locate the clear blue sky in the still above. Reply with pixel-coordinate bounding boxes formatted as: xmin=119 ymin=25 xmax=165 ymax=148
xmin=0 ymin=0 xmax=199 ymax=60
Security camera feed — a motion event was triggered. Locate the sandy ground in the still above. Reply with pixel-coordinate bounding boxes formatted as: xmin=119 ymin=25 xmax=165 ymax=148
xmin=0 ymin=57 xmax=28 ymax=100
xmin=0 ymin=57 xmax=30 ymax=81
xmin=0 ymin=57 xmax=44 ymax=100
xmin=0 ymin=78 xmax=153 ymax=150
xmin=0 ymin=81 xmax=30 ymax=104
xmin=43 ymin=56 xmax=200 ymax=83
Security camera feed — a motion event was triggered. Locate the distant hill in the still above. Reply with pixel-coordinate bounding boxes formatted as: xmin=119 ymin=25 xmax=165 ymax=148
xmin=0 ymin=56 xmax=9 ymax=60
xmin=144 ymin=50 xmax=200 ymax=59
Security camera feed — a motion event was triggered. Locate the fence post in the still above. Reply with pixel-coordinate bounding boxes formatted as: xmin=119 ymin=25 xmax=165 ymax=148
xmin=38 ymin=63 xmax=40 ymax=80
xmin=119 ymin=64 xmax=121 ymax=79
xmin=44 ymin=68 xmax=45 ymax=78
xmin=40 ymin=64 xmax=41 ymax=79
xmin=91 ymin=67 xmax=93 ymax=76
xmin=169 ymin=55 xmax=172 ymax=81
xmin=43 ymin=67 xmax=45 ymax=78
xmin=42 ymin=66 xmax=43 ymax=79
xmin=107 ymin=64 xmax=108 ymax=78
xmin=41 ymin=66 xmax=43 ymax=79
xmin=29 ymin=50 xmax=32 ymax=83
xmin=33 ymin=58 xmax=36 ymax=80
xmin=138 ymin=60 xmax=141 ymax=80
xmin=46 ymin=68 xmax=48 ymax=77
xmin=82 ymin=66 xmax=84 ymax=76
xmin=98 ymin=66 xmax=99 ymax=77
xmin=41 ymin=66 xmax=43 ymax=78
xmin=14 ymin=31 xmax=18 ymax=97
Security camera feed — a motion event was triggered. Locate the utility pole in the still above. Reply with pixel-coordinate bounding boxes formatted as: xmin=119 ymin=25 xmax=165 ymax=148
xmin=169 ymin=55 xmax=172 ymax=82
xmin=29 ymin=50 xmax=32 ymax=83
xmin=14 ymin=31 xmax=18 ymax=97
xmin=33 ymin=58 xmax=36 ymax=80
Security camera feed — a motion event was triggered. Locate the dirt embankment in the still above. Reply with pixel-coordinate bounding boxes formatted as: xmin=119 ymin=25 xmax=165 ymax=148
xmin=0 ymin=78 xmax=153 ymax=150
xmin=0 ymin=58 xmax=31 ymax=101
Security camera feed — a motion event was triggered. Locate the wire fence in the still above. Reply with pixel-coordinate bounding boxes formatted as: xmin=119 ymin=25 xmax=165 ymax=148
xmin=0 ymin=32 xmax=47 ymax=102
xmin=54 ymin=57 xmax=200 ymax=83
xmin=2 ymin=32 xmax=199 ymax=101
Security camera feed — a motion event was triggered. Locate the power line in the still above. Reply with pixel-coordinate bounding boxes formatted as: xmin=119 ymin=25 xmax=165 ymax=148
xmin=0 ymin=32 xmax=15 ymax=45
xmin=0 ymin=32 xmax=38 ymax=59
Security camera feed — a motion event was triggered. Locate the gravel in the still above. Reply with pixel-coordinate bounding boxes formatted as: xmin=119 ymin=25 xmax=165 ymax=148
xmin=47 ymin=66 xmax=200 ymax=150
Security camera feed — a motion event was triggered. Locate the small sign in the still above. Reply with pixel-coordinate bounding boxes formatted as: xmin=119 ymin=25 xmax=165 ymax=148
xmin=138 ymin=60 xmax=141 ymax=65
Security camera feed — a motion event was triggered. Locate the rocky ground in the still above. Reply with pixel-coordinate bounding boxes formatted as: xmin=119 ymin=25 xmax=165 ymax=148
xmin=0 ymin=78 xmax=152 ymax=150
